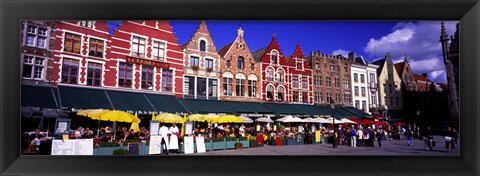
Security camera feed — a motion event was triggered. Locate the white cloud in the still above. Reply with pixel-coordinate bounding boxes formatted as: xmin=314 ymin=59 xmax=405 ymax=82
xmin=331 ymin=49 xmax=350 ymax=57
xmin=363 ymin=21 xmax=458 ymax=83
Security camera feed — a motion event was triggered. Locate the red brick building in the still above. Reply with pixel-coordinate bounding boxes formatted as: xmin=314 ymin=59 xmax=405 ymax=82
xmin=413 ymin=73 xmax=433 ymax=92
xmin=286 ymin=45 xmax=313 ymax=104
xmin=252 ymin=35 xmax=290 ymax=103
xmin=51 ymin=21 xmax=184 ymax=97
xmin=182 ymin=21 xmax=221 ymax=100
xmin=218 ymin=27 xmax=261 ymax=102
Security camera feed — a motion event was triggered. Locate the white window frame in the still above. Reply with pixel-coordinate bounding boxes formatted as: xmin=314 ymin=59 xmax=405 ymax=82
xmin=152 ymin=38 xmax=168 ymax=62
xmin=22 ymin=54 xmax=46 ymax=80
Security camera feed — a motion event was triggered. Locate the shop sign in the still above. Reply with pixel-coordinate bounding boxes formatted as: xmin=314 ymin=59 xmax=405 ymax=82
xmin=127 ymin=56 xmax=169 ymax=69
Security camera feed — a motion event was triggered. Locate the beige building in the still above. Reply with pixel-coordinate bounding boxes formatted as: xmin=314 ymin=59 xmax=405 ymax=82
xmin=372 ymin=53 xmax=403 ymax=119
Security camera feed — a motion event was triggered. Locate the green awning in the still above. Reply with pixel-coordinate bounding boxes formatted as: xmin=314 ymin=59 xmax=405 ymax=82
xmin=242 ymin=102 xmax=273 ymax=114
xmin=263 ymin=103 xmax=306 ymax=116
xmin=58 ymin=85 xmax=113 ymax=110
xmin=293 ymin=104 xmax=333 ymax=117
xmin=222 ymin=101 xmax=255 ymax=113
xmin=179 ymin=99 xmax=234 ymax=114
xmin=145 ymin=93 xmax=191 ymax=114
xmin=344 ymin=107 xmax=372 ymax=118
xmin=107 ymin=90 xmax=155 ymax=113
xmin=334 ymin=108 xmax=359 ymax=119
xmin=22 ymin=84 xmax=60 ymax=109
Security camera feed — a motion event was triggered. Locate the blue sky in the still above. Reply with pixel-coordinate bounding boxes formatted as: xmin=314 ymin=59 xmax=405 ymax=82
xmin=170 ymin=21 xmax=458 ymax=84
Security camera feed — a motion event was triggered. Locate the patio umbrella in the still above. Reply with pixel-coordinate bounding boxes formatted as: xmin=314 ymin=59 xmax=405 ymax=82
xmin=281 ymin=116 xmax=305 ymax=123
xmin=303 ymin=117 xmax=314 ymax=123
xmin=392 ymin=122 xmax=407 ymax=126
xmin=339 ymin=118 xmax=357 ymax=124
xmin=275 ymin=115 xmax=292 ymax=122
xmin=373 ymin=121 xmax=387 ymax=127
xmin=325 ymin=117 xmax=343 ymax=124
xmin=86 ymin=109 xmax=110 ymax=120
xmin=255 ymin=117 xmax=274 ymax=123
xmin=129 ymin=112 xmax=140 ymax=133
xmin=204 ymin=114 xmax=220 ymax=123
xmin=155 ymin=113 xmax=184 ymax=123
xmin=41 ymin=109 xmax=68 ymax=119
xmin=21 ymin=107 xmax=43 ymax=118
xmin=240 ymin=116 xmax=254 ymax=123
xmin=99 ymin=110 xmax=139 ymax=123
xmin=310 ymin=117 xmax=327 ymax=123
xmin=188 ymin=114 xmax=206 ymax=122
xmin=77 ymin=109 xmax=95 ymax=117
xmin=214 ymin=115 xmax=243 ymax=123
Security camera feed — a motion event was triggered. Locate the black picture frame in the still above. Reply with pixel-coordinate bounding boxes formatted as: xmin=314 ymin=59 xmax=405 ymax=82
xmin=1 ymin=0 xmax=478 ymax=176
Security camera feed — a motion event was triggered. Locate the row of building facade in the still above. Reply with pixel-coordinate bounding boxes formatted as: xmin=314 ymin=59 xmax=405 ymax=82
xmin=20 ymin=20 xmax=454 ymax=119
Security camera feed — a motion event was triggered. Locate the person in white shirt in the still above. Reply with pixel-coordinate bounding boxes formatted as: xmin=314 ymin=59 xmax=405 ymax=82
xmin=159 ymin=124 xmax=170 ymax=155
xmin=169 ymin=123 xmax=180 ymax=153
xmin=357 ymin=128 xmax=364 ymax=147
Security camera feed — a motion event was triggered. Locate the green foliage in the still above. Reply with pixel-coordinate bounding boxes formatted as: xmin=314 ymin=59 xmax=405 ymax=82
xmin=113 ymin=149 xmax=129 ymax=155
xmin=226 ymin=136 xmax=237 ymax=141
xmin=239 ymin=136 xmax=248 ymax=141
xmin=99 ymin=142 xmax=120 ymax=147
xmin=234 ymin=142 xmax=243 ymax=148
xmin=212 ymin=137 xmax=224 ymax=142
xmin=204 ymin=138 xmax=211 ymax=143
xmin=123 ymin=139 xmax=141 ymax=145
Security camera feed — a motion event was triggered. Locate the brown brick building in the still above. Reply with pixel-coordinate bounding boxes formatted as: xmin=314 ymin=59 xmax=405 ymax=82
xmin=307 ymin=51 xmax=354 ymax=106
xmin=182 ymin=21 xmax=221 ymax=100
xmin=218 ymin=27 xmax=261 ymax=102
xmin=394 ymin=56 xmax=417 ymax=92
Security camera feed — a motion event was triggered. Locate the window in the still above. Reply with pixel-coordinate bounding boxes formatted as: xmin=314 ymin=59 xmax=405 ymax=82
xmin=152 ymin=41 xmax=166 ymax=61
xmin=302 ymin=92 xmax=309 ymax=103
xmin=64 ymin=33 xmax=81 ymax=54
xmin=330 ymin=64 xmax=335 ymax=71
xmin=184 ymin=76 xmax=195 ymax=96
xmin=197 ymin=77 xmax=207 ymax=97
xmin=205 ymin=59 xmax=213 ymax=70
xmin=236 ymin=79 xmax=245 ymax=96
xmin=315 ymin=61 xmax=320 ymax=69
xmin=266 ymin=68 xmax=274 ymax=82
xmin=292 ymin=76 xmax=299 ymax=88
xmin=326 ymin=93 xmax=332 ymax=103
xmin=237 ymin=57 xmax=245 ymax=70
xmin=61 ymin=58 xmax=79 ymax=84
xmin=223 ymin=78 xmax=233 ymax=96
xmin=141 ymin=66 xmax=154 ymax=90
xmin=277 ymin=69 xmax=285 ymax=82
xmin=271 ymin=51 xmax=278 ymax=64
xmin=314 ymin=75 xmax=321 ymax=86
xmin=88 ymin=38 xmax=104 ymax=57
xmin=326 ymin=77 xmax=331 ymax=87
xmin=335 ymin=78 xmax=340 ymax=88
xmin=250 ymin=63 xmax=255 ymax=70
xmin=354 ymin=73 xmax=358 ymax=83
xmin=118 ymin=62 xmax=133 ymax=87
xmin=132 ymin=36 xmax=146 ymax=58
xmin=208 ymin=79 xmax=218 ymax=97
xmin=371 ymin=93 xmax=377 ymax=106
xmin=344 ymin=79 xmax=350 ymax=90
xmin=302 ymin=76 xmax=308 ymax=89
xmin=87 ymin=62 xmax=102 ymax=86
xmin=354 ymin=86 xmax=359 ymax=96
xmin=336 ymin=93 xmax=340 ymax=103
xmin=344 ymin=94 xmax=351 ymax=104
xmin=370 ymin=73 xmax=376 ymax=83
xmin=362 ymin=101 xmax=367 ymax=111
xmin=344 ymin=64 xmax=348 ymax=72
xmin=226 ymin=60 xmax=231 ymax=68
xmin=22 ymin=55 xmax=45 ymax=80
xmin=248 ymin=80 xmax=256 ymax=97
xmin=361 ymin=87 xmax=366 ymax=97
xmin=293 ymin=91 xmax=299 ymax=102
xmin=190 ymin=56 xmax=199 ymax=67
xmin=277 ymin=86 xmax=285 ymax=101
xmin=199 ymin=40 xmax=206 ymax=52
xmin=25 ymin=25 xmax=48 ymax=48
xmin=161 ymin=69 xmax=173 ymax=91
xmin=355 ymin=100 xmax=360 ymax=109
xmin=266 ymin=85 xmax=274 ymax=101
xmin=315 ymin=92 xmax=321 ymax=103
xmin=296 ymin=60 xmax=303 ymax=70
xmin=79 ymin=21 xmax=93 ymax=28
xmin=360 ymin=74 xmax=365 ymax=83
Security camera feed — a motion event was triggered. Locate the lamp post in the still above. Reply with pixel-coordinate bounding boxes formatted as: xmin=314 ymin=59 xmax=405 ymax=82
xmin=330 ymin=100 xmax=337 ymax=148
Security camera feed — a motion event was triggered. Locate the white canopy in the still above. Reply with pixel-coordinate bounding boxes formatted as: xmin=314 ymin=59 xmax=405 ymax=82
xmin=240 ymin=116 xmax=254 ymax=123
xmin=255 ymin=117 xmax=274 ymax=123
xmin=277 ymin=116 xmax=305 ymax=123
xmin=311 ymin=117 xmax=330 ymax=123
xmin=325 ymin=117 xmax=344 ymax=124
xmin=339 ymin=118 xmax=357 ymax=124
xmin=303 ymin=117 xmax=314 ymax=123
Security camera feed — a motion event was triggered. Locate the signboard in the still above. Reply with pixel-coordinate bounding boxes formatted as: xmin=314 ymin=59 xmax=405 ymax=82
xmin=184 ymin=136 xmax=194 ymax=154
xmin=298 ymin=125 xmax=304 ymax=133
xmin=185 ymin=121 xmax=193 ymax=135
xmin=315 ymin=131 xmax=321 ymax=143
xmin=51 ymin=139 xmax=93 ymax=155
xmin=256 ymin=125 xmax=261 ymax=132
xmin=128 ymin=142 xmax=140 ymax=156
xmin=195 ymin=136 xmax=206 ymax=153
xmin=150 ymin=121 xmax=160 ymax=136
xmin=54 ymin=119 xmax=71 ymax=135
xmin=240 ymin=113 xmax=264 ymax=117
xmin=127 ymin=57 xmax=169 ymax=69
xmin=148 ymin=136 xmax=162 ymax=155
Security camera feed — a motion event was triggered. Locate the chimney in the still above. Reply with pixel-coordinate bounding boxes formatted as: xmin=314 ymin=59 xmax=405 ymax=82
xmin=348 ymin=52 xmax=355 ymax=60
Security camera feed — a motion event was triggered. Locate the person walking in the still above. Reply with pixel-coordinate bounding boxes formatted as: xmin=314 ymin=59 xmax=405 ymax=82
xmin=407 ymin=128 xmax=414 ymax=146
xmin=364 ymin=127 xmax=370 ymax=147
xmin=351 ymin=127 xmax=357 ymax=147
xmin=377 ymin=129 xmax=384 ymax=147
xmin=357 ymin=128 xmax=364 ymax=147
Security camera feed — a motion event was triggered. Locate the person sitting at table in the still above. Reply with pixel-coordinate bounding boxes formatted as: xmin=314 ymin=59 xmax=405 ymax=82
xmin=126 ymin=129 xmax=136 ymax=140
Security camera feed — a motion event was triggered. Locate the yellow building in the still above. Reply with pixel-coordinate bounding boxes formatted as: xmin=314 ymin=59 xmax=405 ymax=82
xmin=372 ymin=53 xmax=403 ymax=120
